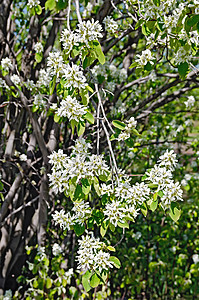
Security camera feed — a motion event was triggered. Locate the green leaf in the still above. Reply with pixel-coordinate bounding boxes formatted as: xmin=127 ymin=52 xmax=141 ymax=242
xmin=141 ymin=202 xmax=147 ymax=217
xmin=169 ymin=202 xmax=181 ymax=223
xmin=100 ymin=221 xmax=108 ymax=237
xmin=35 ymin=5 xmax=42 ymax=15
xmin=82 ymin=270 xmax=92 ymax=292
xmin=131 ymin=128 xmax=140 ymax=136
xmin=117 ymin=221 xmax=129 ymax=229
xmin=35 ymin=53 xmax=43 ymax=63
xmin=185 ymin=14 xmax=199 ymax=33
xmin=73 ymin=223 xmax=85 ymax=236
xmin=178 ymin=62 xmax=189 ymax=79
xmin=46 ymin=278 xmax=52 ymax=289
xmin=77 ymin=121 xmax=85 ymax=136
xmin=70 ymin=119 xmax=77 ymax=135
xmin=93 ymin=40 xmax=105 ymax=65
xmin=109 ymin=223 xmax=115 ymax=232
xmin=45 ymin=0 xmax=56 ymax=10
xmin=56 ymin=0 xmax=68 ymax=10
xmin=109 ymin=256 xmax=121 ymax=269
xmin=54 ymin=114 xmax=60 ymax=123
xmin=87 ymin=217 xmax=94 ymax=228
xmin=74 ymin=184 xmax=84 ymax=200
xmin=129 ymin=62 xmax=137 ymax=69
xmin=150 ymin=198 xmax=158 ymax=212
xmin=84 ymin=112 xmax=94 ymax=124
xmin=49 ymin=76 xmax=56 ymax=95
xmin=112 ymin=120 xmax=126 ymax=130
xmin=86 ymin=85 xmax=94 ymax=93
xmin=80 ymin=89 xmax=89 ymax=105
xmin=93 ymin=176 xmax=100 ymax=196
xmin=90 ymin=273 xmax=100 ymax=288
xmin=107 ymin=246 xmax=116 ymax=252
xmin=81 ymin=178 xmax=91 ymax=195
xmin=135 ymin=19 xmax=145 ymax=30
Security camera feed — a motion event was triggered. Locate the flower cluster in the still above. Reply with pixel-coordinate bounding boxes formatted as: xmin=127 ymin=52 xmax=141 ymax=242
xmin=33 ymin=94 xmax=47 ymax=110
xmin=52 ymin=243 xmax=62 ymax=256
xmin=62 ymin=63 xmax=87 ymax=90
xmin=47 ymin=51 xmax=64 ymax=78
xmin=10 ymin=74 xmax=20 ymax=86
xmin=135 ymin=49 xmax=154 ymax=67
xmin=103 ymin=16 xmax=118 ymax=34
xmin=36 ymin=69 xmax=51 ymax=87
xmin=60 ymin=19 xmax=103 ymax=52
xmin=145 ymin=150 xmax=183 ymax=208
xmin=185 ymin=96 xmax=195 ymax=109
xmin=117 ymin=117 xmax=137 ymax=141
xmin=48 ymin=139 xmax=110 ymax=194
xmin=54 ymin=95 xmax=87 ymax=122
xmin=34 ymin=42 xmax=43 ymax=53
xmin=1 ymin=57 xmax=12 ymax=71
xmin=28 ymin=0 xmax=40 ymax=8
xmin=77 ymin=232 xmax=113 ymax=272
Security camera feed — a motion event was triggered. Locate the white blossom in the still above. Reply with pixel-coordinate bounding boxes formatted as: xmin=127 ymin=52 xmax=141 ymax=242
xmin=185 ymin=96 xmax=195 ymax=109
xmin=161 ymin=181 xmax=183 ymax=207
xmin=104 ymin=200 xmax=126 ymax=226
xmin=37 ymin=246 xmax=46 ymax=261
xmin=56 ymin=95 xmax=87 ymax=122
xmin=1 ymin=57 xmax=12 ymax=71
xmin=117 ymin=131 xmax=130 ymax=141
xmin=103 ymin=16 xmax=118 ymax=34
xmin=135 ymin=49 xmax=154 ymax=67
xmin=72 ymin=201 xmax=91 ymax=225
xmin=33 ymin=94 xmax=47 ymax=110
xmin=20 ymin=154 xmax=27 ymax=161
xmin=52 ymin=209 xmax=74 ymax=230
xmin=3 ymin=290 xmax=12 ymax=300
xmin=37 ymin=69 xmax=51 ymax=87
xmin=25 ymin=79 xmax=35 ymax=91
xmin=77 ymin=232 xmax=113 ymax=272
xmin=158 ymin=150 xmax=177 ymax=170
xmin=28 ymin=0 xmax=40 ymax=8
xmin=82 ymin=3 xmax=93 ymax=17
xmin=52 ymin=243 xmax=62 ymax=256
xmin=34 ymin=42 xmax=43 ymax=53
xmin=76 ymin=19 xmax=103 ymax=46
xmin=60 ymin=29 xmax=80 ymax=54
xmin=10 ymin=74 xmax=20 ymax=86
xmin=47 ymin=51 xmax=64 ymax=77
xmin=62 ymin=63 xmax=87 ymax=90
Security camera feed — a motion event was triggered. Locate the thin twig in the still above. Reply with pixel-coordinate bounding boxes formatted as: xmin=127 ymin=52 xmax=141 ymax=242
xmin=95 ymin=83 xmax=114 ymax=134
xmin=67 ymin=0 xmax=72 ymax=31
xmin=97 ymin=102 xmax=100 ymax=155
xmin=75 ymin=0 xmax=82 ymax=23
xmin=0 ymin=196 xmax=39 ymax=228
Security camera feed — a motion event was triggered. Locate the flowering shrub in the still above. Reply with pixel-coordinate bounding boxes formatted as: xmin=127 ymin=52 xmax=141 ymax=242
xmin=0 ymin=0 xmax=198 ymax=298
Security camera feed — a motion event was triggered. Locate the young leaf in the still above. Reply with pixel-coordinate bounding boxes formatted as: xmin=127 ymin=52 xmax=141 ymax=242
xmin=100 ymin=220 xmax=109 ymax=237
xmin=112 ymin=120 xmax=126 ymax=130
xmin=141 ymin=202 xmax=147 ymax=217
xmin=117 ymin=221 xmax=129 ymax=229
xmin=81 ymin=178 xmax=91 ymax=195
xmin=178 ymin=62 xmax=189 ymax=79
xmin=77 ymin=121 xmax=85 ymax=136
xmin=82 ymin=270 xmax=92 ymax=292
xmin=109 ymin=256 xmax=121 ymax=269
xmin=73 ymin=223 xmax=85 ymax=236
xmin=169 ymin=203 xmax=181 ymax=223
xmin=107 ymin=246 xmax=116 ymax=252
xmin=93 ymin=41 xmax=105 ymax=64
xmin=90 ymin=273 xmax=101 ymax=288
xmin=84 ymin=112 xmax=94 ymax=124
xmin=45 ymin=0 xmax=56 ymax=10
